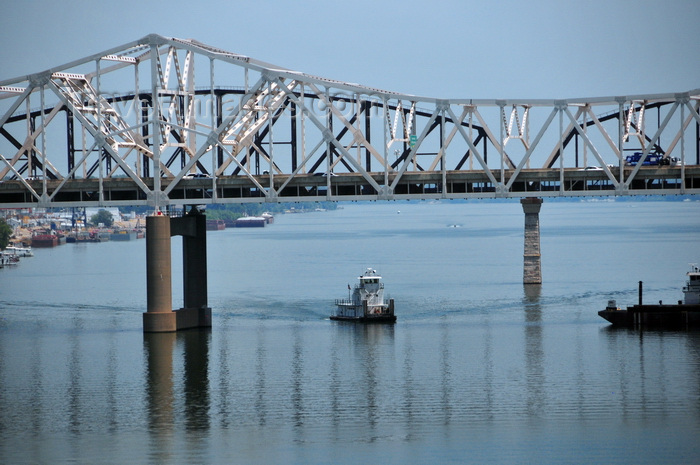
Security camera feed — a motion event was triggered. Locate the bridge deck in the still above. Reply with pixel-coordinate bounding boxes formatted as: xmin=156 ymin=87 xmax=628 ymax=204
xmin=2 ymin=166 xmax=698 ymax=207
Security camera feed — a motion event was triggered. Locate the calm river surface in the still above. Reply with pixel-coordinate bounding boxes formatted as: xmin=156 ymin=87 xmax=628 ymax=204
xmin=1 ymin=200 xmax=700 ymax=464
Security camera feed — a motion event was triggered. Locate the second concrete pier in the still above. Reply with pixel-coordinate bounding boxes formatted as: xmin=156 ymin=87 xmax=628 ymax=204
xmin=521 ymin=198 xmax=543 ymax=285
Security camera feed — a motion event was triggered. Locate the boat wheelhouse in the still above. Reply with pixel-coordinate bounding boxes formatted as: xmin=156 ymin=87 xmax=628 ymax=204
xmin=682 ymin=264 xmax=700 ymax=305
xmin=332 ymin=268 xmax=396 ymax=323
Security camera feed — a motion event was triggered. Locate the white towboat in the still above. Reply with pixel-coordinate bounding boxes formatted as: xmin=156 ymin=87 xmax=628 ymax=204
xmin=332 ymin=268 xmax=396 ymax=323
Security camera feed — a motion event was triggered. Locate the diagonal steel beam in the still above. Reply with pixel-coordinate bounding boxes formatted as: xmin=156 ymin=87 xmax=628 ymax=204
xmin=624 ymin=101 xmax=680 ymax=188
xmin=306 ymin=82 xmax=387 ymax=171
xmin=543 ymin=106 xmax=584 ymax=168
xmin=390 ymin=106 xmax=440 ymax=191
xmin=662 ymin=99 xmax=700 ymax=158
xmin=446 ymin=106 xmax=500 ymax=188
xmin=563 ymin=106 xmax=619 ymax=188
xmin=505 ymin=106 xmax=559 ymax=190
xmin=47 ymin=80 xmax=151 ymax=194
xmin=165 ymin=76 xmax=269 ymax=193
xmin=276 ymin=79 xmax=385 ymax=195
xmin=472 ymin=107 xmax=516 ymax=169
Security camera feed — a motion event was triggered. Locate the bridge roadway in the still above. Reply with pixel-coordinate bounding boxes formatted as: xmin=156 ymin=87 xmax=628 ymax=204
xmin=1 ymin=165 xmax=698 ymax=208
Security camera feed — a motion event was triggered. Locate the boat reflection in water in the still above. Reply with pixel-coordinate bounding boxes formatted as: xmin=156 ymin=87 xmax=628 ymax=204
xmin=332 ymin=268 xmax=396 ymax=323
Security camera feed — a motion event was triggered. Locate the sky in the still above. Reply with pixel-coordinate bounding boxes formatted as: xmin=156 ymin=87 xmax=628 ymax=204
xmin=0 ymin=0 xmax=698 ymax=100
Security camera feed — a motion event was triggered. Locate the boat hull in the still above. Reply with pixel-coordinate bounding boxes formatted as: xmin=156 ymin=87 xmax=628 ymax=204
xmin=330 ymin=314 xmax=396 ymax=323
xmin=599 ymin=304 xmax=700 ymax=327
xmin=31 ymin=235 xmax=58 ymax=247
xmin=110 ymin=231 xmax=137 ymax=241
xmin=332 ymin=298 xmax=396 ymax=323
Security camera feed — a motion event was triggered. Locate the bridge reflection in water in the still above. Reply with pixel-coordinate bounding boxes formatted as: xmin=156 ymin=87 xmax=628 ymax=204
xmin=144 ymin=330 xmax=211 ymax=437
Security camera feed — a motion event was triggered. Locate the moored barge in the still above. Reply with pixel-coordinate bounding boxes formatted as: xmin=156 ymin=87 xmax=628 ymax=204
xmin=598 ymin=265 xmax=700 ymax=327
xmin=31 ymin=233 xmax=59 ymax=247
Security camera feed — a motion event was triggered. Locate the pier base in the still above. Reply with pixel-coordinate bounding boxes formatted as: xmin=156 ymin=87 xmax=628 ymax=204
xmin=521 ymin=198 xmax=543 ymax=285
xmin=143 ymin=210 xmax=212 ymax=332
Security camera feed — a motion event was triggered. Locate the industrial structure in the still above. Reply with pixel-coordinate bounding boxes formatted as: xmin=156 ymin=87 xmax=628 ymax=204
xmin=1 ymin=34 xmax=698 ymax=330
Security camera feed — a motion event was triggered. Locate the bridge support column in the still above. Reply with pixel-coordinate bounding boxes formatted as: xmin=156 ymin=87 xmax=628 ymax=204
xmin=521 ymin=198 xmax=543 ymax=285
xmin=171 ymin=211 xmax=212 ymax=330
xmin=144 ymin=214 xmax=176 ymax=332
xmin=143 ymin=210 xmax=212 ymax=332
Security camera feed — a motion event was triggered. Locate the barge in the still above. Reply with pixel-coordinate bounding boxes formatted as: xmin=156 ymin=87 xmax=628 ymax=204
xmin=206 ymin=219 xmax=226 ymax=231
xmin=233 ymin=216 xmax=266 ymax=228
xmin=110 ymin=230 xmax=138 ymax=241
xmin=331 ymin=268 xmax=396 ymax=323
xmin=598 ymin=265 xmax=700 ymax=327
xmin=31 ymin=233 xmax=58 ymax=247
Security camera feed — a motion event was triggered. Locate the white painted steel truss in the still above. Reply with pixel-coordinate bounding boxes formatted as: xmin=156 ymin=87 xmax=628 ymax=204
xmin=1 ymin=34 xmax=699 ymax=208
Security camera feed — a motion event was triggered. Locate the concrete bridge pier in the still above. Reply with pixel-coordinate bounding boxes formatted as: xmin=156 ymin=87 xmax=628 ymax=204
xmin=521 ymin=198 xmax=543 ymax=285
xmin=143 ymin=210 xmax=212 ymax=332
xmin=144 ymin=213 xmax=175 ymax=332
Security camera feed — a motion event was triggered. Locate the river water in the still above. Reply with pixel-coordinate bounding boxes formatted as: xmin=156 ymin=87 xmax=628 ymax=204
xmin=1 ymin=200 xmax=699 ymax=464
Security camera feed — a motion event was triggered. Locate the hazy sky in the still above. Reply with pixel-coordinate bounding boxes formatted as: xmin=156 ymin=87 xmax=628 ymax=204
xmin=1 ymin=0 xmax=698 ymax=100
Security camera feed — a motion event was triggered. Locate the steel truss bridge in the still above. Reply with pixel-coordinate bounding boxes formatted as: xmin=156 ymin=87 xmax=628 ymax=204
xmin=1 ymin=34 xmax=699 ymax=209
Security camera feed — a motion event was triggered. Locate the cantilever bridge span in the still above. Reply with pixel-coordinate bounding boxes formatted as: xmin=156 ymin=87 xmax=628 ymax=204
xmin=1 ymin=34 xmax=699 ymax=331
xmin=0 ymin=34 xmax=699 ymax=209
